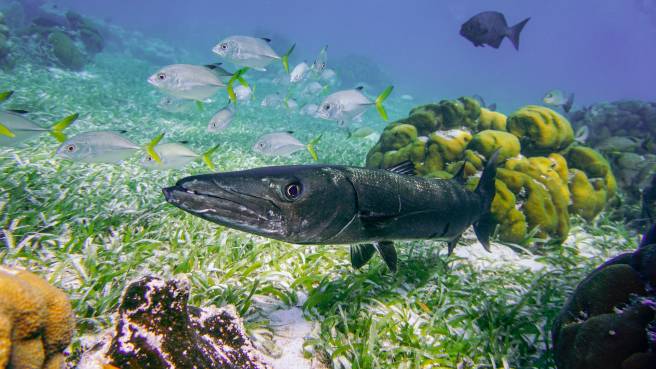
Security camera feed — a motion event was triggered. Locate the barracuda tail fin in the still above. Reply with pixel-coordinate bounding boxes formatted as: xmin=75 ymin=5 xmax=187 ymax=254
xmin=0 ymin=90 xmax=14 ymax=103
xmin=306 ymin=134 xmax=322 ymax=161
xmin=473 ymin=150 xmax=499 ymax=252
xmin=201 ymin=144 xmax=220 ymax=171
xmin=49 ymin=113 xmax=79 ymax=142
xmin=227 ymin=67 xmax=250 ymax=105
xmin=145 ymin=132 xmax=165 ymax=164
xmin=375 ymin=85 xmax=394 ymax=121
xmin=281 ymin=43 xmax=296 ymax=74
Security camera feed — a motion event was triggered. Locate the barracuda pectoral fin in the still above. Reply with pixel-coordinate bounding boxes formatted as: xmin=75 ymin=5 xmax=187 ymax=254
xmin=350 ymin=244 xmax=376 ymax=269
xmin=447 ymin=234 xmax=462 ymax=256
xmin=374 ymin=241 xmax=398 ymax=273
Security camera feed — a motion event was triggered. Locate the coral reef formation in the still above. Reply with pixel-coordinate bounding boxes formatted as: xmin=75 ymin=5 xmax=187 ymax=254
xmin=570 ymin=101 xmax=656 ymax=203
xmin=0 ymin=12 xmax=15 ymax=68
xmin=48 ymin=30 xmax=85 ymax=70
xmin=0 ymin=266 xmax=75 ymax=369
xmin=366 ymin=97 xmax=616 ymax=244
xmin=552 ymin=235 xmax=656 ymax=369
xmin=78 ymin=276 xmax=271 ymax=369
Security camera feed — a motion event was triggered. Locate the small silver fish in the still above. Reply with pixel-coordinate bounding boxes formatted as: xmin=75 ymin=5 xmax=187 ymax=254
xmin=543 ymin=90 xmax=575 ymax=113
xmin=0 ymin=111 xmax=78 ymax=147
xmin=299 ymin=104 xmax=318 ymax=116
xmin=208 ymin=106 xmax=234 ymax=132
xmin=253 ymin=132 xmax=319 ymax=161
xmin=158 ymin=96 xmax=195 ymax=113
xmin=141 ymin=143 xmax=218 ymax=170
xmin=56 ymin=131 xmax=140 ymax=163
xmin=301 ymin=82 xmax=324 ymax=98
xmin=233 ymin=85 xmax=253 ymax=102
xmin=212 ymin=36 xmax=295 ymax=73
xmin=348 ymin=127 xmax=377 ymax=139
xmin=148 ymin=64 xmax=227 ymax=101
xmin=316 ymin=86 xmax=393 ymax=125
xmin=312 ymin=45 xmax=328 ymax=74
xmin=261 ymin=94 xmax=283 ymax=108
xmin=320 ymin=69 xmax=337 ymax=85
xmin=290 ymin=62 xmax=310 ymax=84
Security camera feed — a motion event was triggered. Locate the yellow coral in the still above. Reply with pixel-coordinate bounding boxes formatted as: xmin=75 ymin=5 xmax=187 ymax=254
xmin=469 ymin=130 xmax=520 ymax=163
xmin=507 ymin=106 xmax=574 ymax=154
xmin=478 ymin=108 xmax=507 ymax=131
xmin=428 ymin=129 xmax=472 ymax=162
xmin=566 ymin=146 xmax=617 ymax=197
xmin=568 ymin=169 xmax=609 ymax=221
xmin=0 ymin=266 xmax=74 ymax=369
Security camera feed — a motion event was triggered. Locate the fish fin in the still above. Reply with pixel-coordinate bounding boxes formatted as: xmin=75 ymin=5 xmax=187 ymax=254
xmin=204 ymin=62 xmax=227 ymax=71
xmin=451 ymin=161 xmax=467 ymax=184
xmin=0 ymin=90 xmax=14 ymax=103
xmin=286 ymin=130 xmax=295 ymax=134
xmin=374 ymin=241 xmax=397 ymax=273
xmin=350 ymin=244 xmax=376 ymax=269
xmin=145 ymin=132 xmax=165 ymax=164
xmin=201 ymin=144 xmax=220 ymax=171
xmin=49 ymin=113 xmax=79 ymax=142
xmin=355 ymin=86 xmax=364 ymax=91
xmin=375 ymin=85 xmax=394 ymax=121
xmin=447 ymin=234 xmax=462 ymax=256
xmin=385 ymin=160 xmax=416 ymax=176
xmin=227 ymin=67 xmax=250 ymax=105
xmin=488 ymin=103 xmax=497 ymax=111
xmin=564 ymin=93 xmax=575 ymax=113
xmin=306 ymin=134 xmax=322 ymax=161
xmin=0 ymin=122 xmax=16 ymax=138
xmin=195 ymin=100 xmax=204 ymax=111
xmin=473 ymin=215 xmax=496 ymax=252
xmin=488 ymin=36 xmax=504 ymax=49
xmin=178 ymin=140 xmax=190 ymax=144
xmin=640 ymin=223 xmax=656 ymax=249
xmin=472 ymin=150 xmax=499 ymax=250
xmin=261 ymin=37 xmax=272 ymax=43
xmin=507 ymin=17 xmax=530 ymax=50
xmin=8 ymin=109 xmax=29 ymax=114
xmin=281 ymin=43 xmax=296 ymax=74
xmin=346 ymin=129 xmax=352 ymax=139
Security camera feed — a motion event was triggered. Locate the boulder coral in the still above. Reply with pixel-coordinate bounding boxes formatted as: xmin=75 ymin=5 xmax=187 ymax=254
xmin=365 ymin=97 xmax=616 ymax=245
xmin=48 ymin=31 xmax=85 ymax=70
xmin=0 ymin=266 xmax=75 ymax=369
xmin=552 ymin=233 xmax=656 ymax=369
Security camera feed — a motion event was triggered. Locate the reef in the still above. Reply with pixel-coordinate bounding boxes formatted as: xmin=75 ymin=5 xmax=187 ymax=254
xmin=0 ymin=266 xmax=75 ymax=369
xmin=366 ymin=97 xmax=616 ymax=245
xmin=570 ymin=101 xmax=656 ymax=210
xmin=78 ymin=276 xmax=271 ymax=369
xmin=0 ymin=12 xmax=15 ymax=68
xmin=551 ymin=237 xmax=656 ymax=369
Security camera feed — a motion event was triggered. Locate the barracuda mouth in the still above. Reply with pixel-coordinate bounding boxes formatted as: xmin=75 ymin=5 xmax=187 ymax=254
xmin=162 ymin=181 xmax=285 ymax=237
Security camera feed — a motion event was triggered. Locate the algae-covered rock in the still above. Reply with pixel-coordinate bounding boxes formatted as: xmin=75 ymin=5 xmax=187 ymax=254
xmin=552 ymin=239 xmax=656 ymax=369
xmin=478 ymin=107 xmax=507 ymax=131
xmin=78 ymin=276 xmax=271 ymax=369
xmin=469 ymin=130 xmax=520 ymax=163
xmin=0 ymin=266 xmax=75 ymax=369
xmin=48 ymin=30 xmax=85 ymax=70
xmin=507 ymin=105 xmax=574 ymax=154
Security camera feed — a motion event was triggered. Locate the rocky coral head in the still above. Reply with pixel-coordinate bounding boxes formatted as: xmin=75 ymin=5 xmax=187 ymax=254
xmin=118 ymin=276 xmax=190 ymax=324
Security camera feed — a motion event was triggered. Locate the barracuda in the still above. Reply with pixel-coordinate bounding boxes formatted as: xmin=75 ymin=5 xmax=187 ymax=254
xmin=162 ymin=153 xmax=498 ymax=272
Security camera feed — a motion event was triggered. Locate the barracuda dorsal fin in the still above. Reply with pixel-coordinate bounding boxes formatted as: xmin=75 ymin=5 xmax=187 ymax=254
xmin=447 ymin=234 xmax=461 ymax=256
xmin=374 ymin=241 xmax=397 ymax=273
xmin=350 ymin=244 xmax=376 ymax=269
xmin=385 ymin=161 xmax=415 ymax=176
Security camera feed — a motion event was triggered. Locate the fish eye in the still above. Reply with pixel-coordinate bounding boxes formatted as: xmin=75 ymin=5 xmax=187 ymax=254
xmin=324 ymin=104 xmax=331 ymax=110
xmin=221 ymin=43 xmax=228 ymax=50
xmin=66 ymin=144 xmax=76 ymax=152
xmin=147 ymin=156 xmax=154 ymax=161
xmin=157 ymin=73 xmax=166 ymax=80
xmin=284 ymin=182 xmax=302 ymax=200
xmin=258 ymin=142 xmax=265 ymax=148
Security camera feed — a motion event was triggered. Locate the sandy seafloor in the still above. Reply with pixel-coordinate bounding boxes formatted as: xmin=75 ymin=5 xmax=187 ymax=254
xmin=0 ymin=41 xmax=638 ymax=368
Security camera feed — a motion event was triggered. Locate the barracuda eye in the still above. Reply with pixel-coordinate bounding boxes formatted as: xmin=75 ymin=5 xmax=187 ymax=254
xmin=284 ymin=182 xmax=302 ymax=200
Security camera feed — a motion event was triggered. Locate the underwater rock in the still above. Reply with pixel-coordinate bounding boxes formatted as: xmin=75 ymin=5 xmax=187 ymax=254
xmin=0 ymin=266 xmax=75 ymax=369
xmin=365 ymin=97 xmax=617 ymax=245
xmin=552 ymin=241 xmax=656 ymax=369
xmin=65 ymin=11 xmax=104 ymax=55
xmin=48 ymin=30 xmax=85 ymax=70
xmin=78 ymin=276 xmax=271 ymax=369
xmin=0 ymin=12 xmax=15 ymax=68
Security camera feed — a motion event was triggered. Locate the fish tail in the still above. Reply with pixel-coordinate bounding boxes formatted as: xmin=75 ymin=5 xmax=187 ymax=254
xmin=564 ymin=92 xmax=575 ymax=113
xmin=375 ymin=85 xmax=394 ymax=121
xmin=0 ymin=122 xmax=15 ymax=138
xmin=281 ymin=43 xmax=296 ymax=74
xmin=195 ymin=100 xmax=204 ymax=111
xmin=145 ymin=132 xmax=165 ymax=164
xmin=0 ymin=90 xmax=14 ymax=103
xmin=473 ymin=150 xmax=500 ymax=252
xmin=201 ymin=144 xmax=220 ymax=171
xmin=507 ymin=17 xmax=530 ymax=50
xmin=306 ymin=134 xmax=322 ymax=161
xmin=49 ymin=113 xmax=79 ymax=142
xmin=227 ymin=67 xmax=250 ymax=105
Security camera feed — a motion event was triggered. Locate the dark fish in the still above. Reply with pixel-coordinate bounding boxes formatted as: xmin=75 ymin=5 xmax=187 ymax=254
xmin=162 ymin=153 xmax=499 ymax=272
xmin=472 ymin=94 xmax=497 ymax=111
xmin=460 ymin=11 xmax=530 ymax=50
xmin=642 ymin=172 xmax=656 ymax=226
